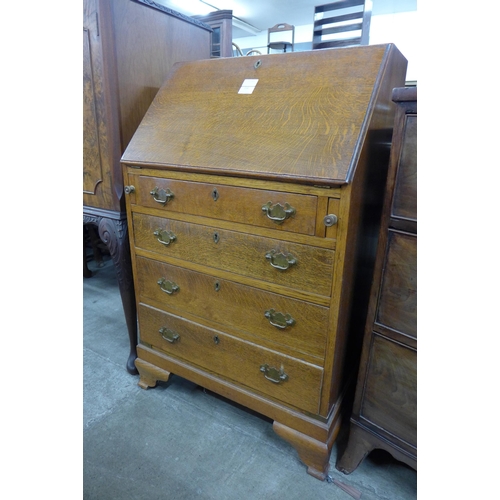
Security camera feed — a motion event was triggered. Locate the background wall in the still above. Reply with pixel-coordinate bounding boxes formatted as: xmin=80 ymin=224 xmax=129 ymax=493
xmin=233 ymin=10 xmax=417 ymax=82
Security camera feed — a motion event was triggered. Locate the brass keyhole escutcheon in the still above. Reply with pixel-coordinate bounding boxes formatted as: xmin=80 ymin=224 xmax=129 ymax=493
xmin=213 ymin=232 xmax=220 ymax=244
xmin=214 ymin=281 xmax=221 ymax=292
xmin=212 ymin=188 xmax=219 ymax=201
xmin=213 ymin=335 xmax=220 ymax=345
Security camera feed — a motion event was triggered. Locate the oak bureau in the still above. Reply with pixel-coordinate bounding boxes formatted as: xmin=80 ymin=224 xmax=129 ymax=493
xmin=121 ymin=45 xmax=407 ymax=479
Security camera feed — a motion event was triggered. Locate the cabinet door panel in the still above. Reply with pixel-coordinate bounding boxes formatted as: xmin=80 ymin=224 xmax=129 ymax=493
xmin=392 ymin=114 xmax=417 ymax=221
xmin=83 ymin=27 xmax=103 ymax=195
xmin=376 ymin=230 xmax=416 ymax=338
xmin=361 ymin=334 xmax=416 ymax=447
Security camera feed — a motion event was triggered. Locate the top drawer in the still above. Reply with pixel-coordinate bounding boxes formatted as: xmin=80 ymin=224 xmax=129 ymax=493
xmin=130 ymin=175 xmax=318 ymax=235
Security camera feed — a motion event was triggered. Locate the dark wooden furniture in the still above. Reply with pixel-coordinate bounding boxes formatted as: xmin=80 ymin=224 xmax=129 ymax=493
xmin=312 ymin=1 xmax=371 ymax=50
xmin=195 ymin=10 xmax=233 ymax=58
xmin=122 ymin=45 xmax=406 ymax=479
xmin=83 ymin=0 xmax=211 ymax=373
xmin=336 ymin=86 xmax=417 ymax=473
xmin=267 ymin=23 xmax=295 ymax=53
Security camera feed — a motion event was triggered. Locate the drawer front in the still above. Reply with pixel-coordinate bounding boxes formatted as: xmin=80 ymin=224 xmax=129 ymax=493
xmin=376 ymin=230 xmax=416 ymax=338
xmin=134 ymin=175 xmax=318 ymax=235
xmin=138 ymin=304 xmax=323 ymax=414
xmin=136 ymin=256 xmax=329 ymax=359
xmin=392 ymin=114 xmax=417 ymax=222
xmin=133 ymin=213 xmax=335 ymax=297
xmin=361 ymin=334 xmax=416 ymax=448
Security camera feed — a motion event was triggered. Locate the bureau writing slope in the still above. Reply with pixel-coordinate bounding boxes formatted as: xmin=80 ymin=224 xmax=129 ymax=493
xmin=121 ymin=45 xmax=407 ymax=480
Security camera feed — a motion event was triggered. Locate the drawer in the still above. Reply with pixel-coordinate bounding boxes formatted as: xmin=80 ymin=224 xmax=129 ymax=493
xmin=391 ymin=114 xmax=416 ymax=222
xmin=136 ymin=256 xmax=329 ymax=360
xmin=138 ymin=304 xmax=323 ymax=414
xmin=360 ymin=334 xmax=416 ymax=448
xmin=376 ymin=230 xmax=417 ymax=338
xmin=132 ymin=213 xmax=335 ymax=297
xmin=133 ymin=175 xmax=318 ymax=235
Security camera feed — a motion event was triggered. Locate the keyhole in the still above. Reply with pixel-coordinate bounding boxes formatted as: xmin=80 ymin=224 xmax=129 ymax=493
xmin=213 ymin=335 xmax=220 ymax=345
xmin=214 ymin=281 xmax=221 ymax=292
xmin=213 ymin=232 xmax=220 ymax=244
xmin=212 ymin=188 xmax=219 ymax=201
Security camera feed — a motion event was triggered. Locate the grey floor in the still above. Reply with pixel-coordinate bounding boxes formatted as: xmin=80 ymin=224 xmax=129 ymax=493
xmin=83 ymin=253 xmax=417 ymax=500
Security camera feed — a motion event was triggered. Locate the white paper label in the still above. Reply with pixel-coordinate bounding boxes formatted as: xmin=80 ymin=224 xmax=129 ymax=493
xmin=238 ymin=79 xmax=259 ymax=94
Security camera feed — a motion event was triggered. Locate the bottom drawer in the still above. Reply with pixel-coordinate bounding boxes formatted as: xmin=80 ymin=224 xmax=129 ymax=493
xmin=138 ymin=303 xmax=323 ymax=414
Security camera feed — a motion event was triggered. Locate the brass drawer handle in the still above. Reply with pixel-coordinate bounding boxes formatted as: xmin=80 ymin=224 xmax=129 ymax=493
xmin=153 ymin=229 xmax=177 ymax=246
xmin=260 ymin=364 xmax=288 ymax=384
xmin=157 ymin=278 xmax=179 ymax=295
xmin=262 ymin=201 xmax=296 ymax=224
xmin=265 ymin=250 xmax=297 ymax=270
xmin=159 ymin=327 xmax=180 ymax=343
xmin=150 ymin=186 xmax=174 ymax=205
xmin=264 ymin=309 xmax=295 ymax=329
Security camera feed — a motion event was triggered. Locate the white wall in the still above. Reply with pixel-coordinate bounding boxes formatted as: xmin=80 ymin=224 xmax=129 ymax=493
xmin=233 ymin=10 xmax=417 ymax=82
xmin=369 ymin=11 xmax=417 ymax=81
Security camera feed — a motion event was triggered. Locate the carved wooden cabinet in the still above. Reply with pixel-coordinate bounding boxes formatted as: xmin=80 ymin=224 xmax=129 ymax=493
xmin=122 ymin=45 xmax=407 ymax=479
xmin=83 ymin=0 xmax=211 ymax=373
xmin=336 ymin=87 xmax=417 ymax=473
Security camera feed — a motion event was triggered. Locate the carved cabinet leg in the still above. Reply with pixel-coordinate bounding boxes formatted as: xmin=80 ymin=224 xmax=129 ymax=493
xmin=135 ymin=358 xmax=171 ymax=389
xmin=273 ymin=418 xmax=341 ymax=480
xmin=335 ymin=423 xmax=375 ymax=475
xmin=97 ymin=216 xmax=138 ymax=375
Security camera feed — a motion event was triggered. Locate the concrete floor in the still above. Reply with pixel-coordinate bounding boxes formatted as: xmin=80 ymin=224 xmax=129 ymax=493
xmin=83 ymin=254 xmax=417 ymax=500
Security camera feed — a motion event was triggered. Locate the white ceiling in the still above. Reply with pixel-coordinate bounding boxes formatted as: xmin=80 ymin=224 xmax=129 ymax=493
xmin=157 ymin=0 xmax=417 ymax=38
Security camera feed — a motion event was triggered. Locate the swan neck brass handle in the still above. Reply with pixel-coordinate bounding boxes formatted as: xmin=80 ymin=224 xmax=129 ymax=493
xmin=157 ymin=278 xmax=180 ymax=295
xmin=150 ymin=186 xmax=174 ymax=205
xmin=159 ymin=327 xmax=180 ymax=343
xmin=153 ymin=229 xmax=176 ymax=246
xmin=265 ymin=250 xmax=297 ymax=270
xmin=262 ymin=201 xmax=296 ymax=224
xmin=260 ymin=364 xmax=288 ymax=384
xmin=264 ymin=309 xmax=295 ymax=329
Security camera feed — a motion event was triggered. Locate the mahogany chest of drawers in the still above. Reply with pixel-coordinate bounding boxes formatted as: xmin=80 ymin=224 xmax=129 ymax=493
xmin=336 ymin=87 xmax=417 ymax=473
xmin=121 ymin=45 xmax=407 ymax=480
